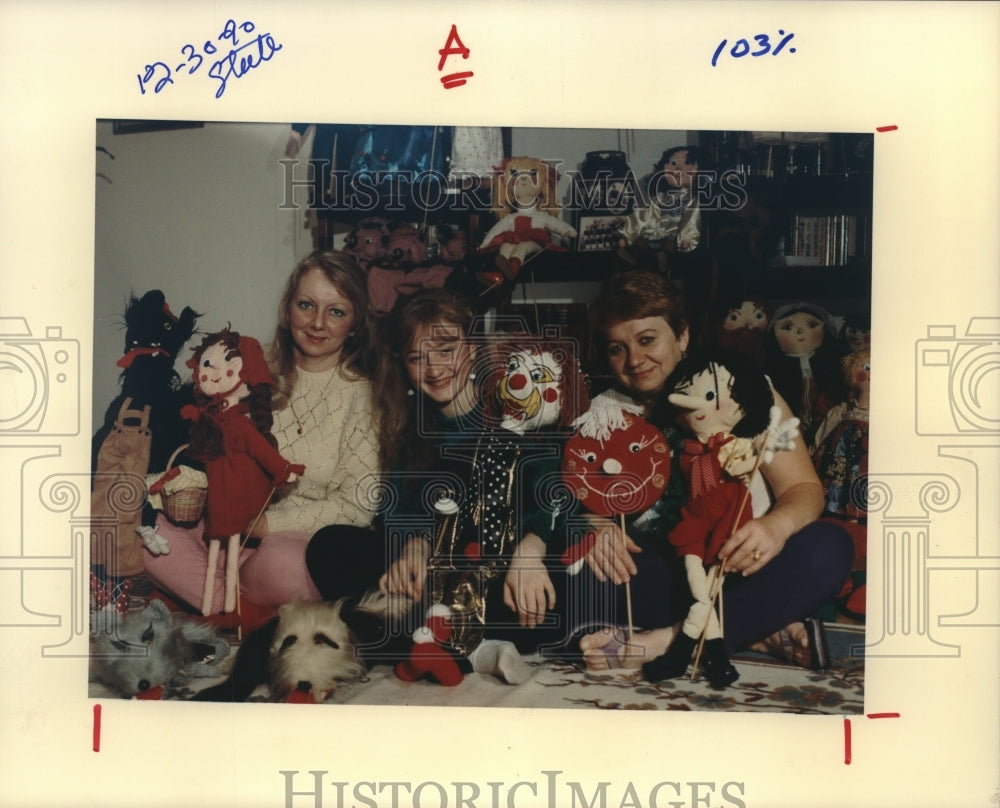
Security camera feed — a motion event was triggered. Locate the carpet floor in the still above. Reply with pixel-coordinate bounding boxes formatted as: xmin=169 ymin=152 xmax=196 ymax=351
xmin=90 ymin=623 xmax=865 ymax=715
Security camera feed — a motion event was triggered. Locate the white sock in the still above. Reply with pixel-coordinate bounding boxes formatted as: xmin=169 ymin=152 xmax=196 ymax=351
xmin=468 ymin=639 xmax=530 ymax=685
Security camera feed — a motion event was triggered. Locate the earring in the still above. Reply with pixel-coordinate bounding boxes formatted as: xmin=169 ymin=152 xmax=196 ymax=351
xmin=407 ymin=388 xmax=415 ymax=397
xmin=468 ymin=371 xmax=477 ymax=380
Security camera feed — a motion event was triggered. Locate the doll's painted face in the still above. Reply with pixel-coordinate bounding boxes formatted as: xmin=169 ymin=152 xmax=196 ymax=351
xmin=507 ymin=166 xmax=543 ymax=210
xmin=562 ymin=413 xmax=670 ymax=516
xmin=774 ymin=311 xmax=825 ymax=356
xmin=497 ymin=349 xmax=563 ymax=432
xmin=196 ymin=341 xmax=248 ymax=404
xmin=668 ymin=362 xmax=744 ymax=441
xmin=662 ymin=149 xmax=698 ymax=189
xmin=843 ymin=323 xmax=871 ymax=352
xmin=846 ymin=351 xmax=871 ymax=394
xmin=405 ymin=321 xmax=478 ymax=418
xmin=723 ymin=300 xmax=769 ymax=332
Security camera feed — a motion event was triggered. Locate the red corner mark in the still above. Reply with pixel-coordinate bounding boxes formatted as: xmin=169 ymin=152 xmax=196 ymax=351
xmin=845 ymin=712 xmax=901 ymax=764
xmin=876 ymin=125 xmax=898 ymax=132
xmin=93 ymin=704 xmax=102 ymax=752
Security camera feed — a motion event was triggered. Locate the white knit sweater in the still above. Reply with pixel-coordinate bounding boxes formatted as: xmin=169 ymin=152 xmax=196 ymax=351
xmin=266 ymin=365 xmax=380 ymax=534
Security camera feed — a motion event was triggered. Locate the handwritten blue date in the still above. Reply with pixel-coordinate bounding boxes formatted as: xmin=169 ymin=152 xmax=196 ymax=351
xmin=137 ymin=19 xmax=282 ymax=98
xmin=711 ymin=30 xmax=795 ymax=67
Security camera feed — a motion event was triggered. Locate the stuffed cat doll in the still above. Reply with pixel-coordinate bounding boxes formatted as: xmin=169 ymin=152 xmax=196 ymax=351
xmin=91 ymin=289 xmax=199 ymax=581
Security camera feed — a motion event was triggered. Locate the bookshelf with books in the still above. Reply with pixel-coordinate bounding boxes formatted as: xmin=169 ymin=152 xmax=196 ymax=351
xmin=699 ymin=131 xmax=874 ymax=306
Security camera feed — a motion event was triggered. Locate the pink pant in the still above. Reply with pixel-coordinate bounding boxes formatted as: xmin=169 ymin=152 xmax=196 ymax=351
xmin=143 ymin=513 xmax=321 ymax=612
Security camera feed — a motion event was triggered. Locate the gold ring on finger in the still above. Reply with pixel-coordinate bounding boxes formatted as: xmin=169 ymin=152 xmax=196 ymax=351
xmin=752 ymin=549 xmax=762 ymax=561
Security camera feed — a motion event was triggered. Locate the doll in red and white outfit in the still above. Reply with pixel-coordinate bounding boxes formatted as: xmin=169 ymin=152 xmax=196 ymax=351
xmin=182 ymin=329 xmax=304 ymax=614
xmin=477 ymin=156 xmax=577 ymax=289
xmin=643 ymin=348 xmax=798 ymax=686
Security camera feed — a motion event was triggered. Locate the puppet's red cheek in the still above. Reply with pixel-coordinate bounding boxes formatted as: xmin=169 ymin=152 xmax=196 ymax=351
xmin=226 ymin=370 xmax=234 ymax=378
xmin=542 ymin=388 xmax=558 ymax=403
xmin=200 ymin=374 xmax=208 ymax=383
xmin=509 ymin=373 xmax=527 ymax=391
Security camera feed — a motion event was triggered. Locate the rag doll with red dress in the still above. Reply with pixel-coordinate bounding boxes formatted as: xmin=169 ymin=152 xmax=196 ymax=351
xmin=180 ymin=328 xmax=304 ymax=615
xmin=477 ymin=156 xmax=577 ymax=290
xmin=642 ymin=348 xmax=798 ymax=687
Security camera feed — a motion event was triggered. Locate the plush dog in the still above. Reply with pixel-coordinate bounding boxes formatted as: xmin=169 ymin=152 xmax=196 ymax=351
xmin=193 ymin=592 xmax=412 ymax=703
xmin=89 ymin=599 xmax=229 ymax=699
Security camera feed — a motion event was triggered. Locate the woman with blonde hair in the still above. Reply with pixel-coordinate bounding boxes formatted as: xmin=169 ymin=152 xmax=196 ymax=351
xmin=143 ymin=251 xmax=380 ymax=628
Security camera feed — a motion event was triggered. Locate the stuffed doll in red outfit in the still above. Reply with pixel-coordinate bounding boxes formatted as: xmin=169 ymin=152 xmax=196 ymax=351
xmin=182 ymin=328 xmax=304 ymax=615
xmin=394 ymin=602 xmax=471 ymax=687
xmin=642 ymin=348 xmax=798 ymax=687
xmin=477 ymin=156 xmax=577 ymax=289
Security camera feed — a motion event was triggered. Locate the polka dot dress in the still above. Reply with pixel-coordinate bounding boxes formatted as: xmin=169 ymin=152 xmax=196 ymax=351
xmin=456 ymin=433 xmax=520 ymax=557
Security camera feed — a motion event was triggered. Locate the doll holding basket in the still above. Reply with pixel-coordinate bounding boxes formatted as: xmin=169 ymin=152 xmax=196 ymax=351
xmin=181 ymin=329 xmax=304 ymax=615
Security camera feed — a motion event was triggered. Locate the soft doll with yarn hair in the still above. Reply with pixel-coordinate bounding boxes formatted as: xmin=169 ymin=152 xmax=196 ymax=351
xmin=477 ymin=156 xmax=577 ymax=288
xmin=182 ymin=328 xmax=304 ymax=614
xmin=643 ymin=348 xmax=798 ymax=687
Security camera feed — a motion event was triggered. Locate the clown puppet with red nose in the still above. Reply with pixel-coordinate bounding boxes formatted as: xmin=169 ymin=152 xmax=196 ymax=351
xmin=642 ymin=348 xmax=798 ymax=687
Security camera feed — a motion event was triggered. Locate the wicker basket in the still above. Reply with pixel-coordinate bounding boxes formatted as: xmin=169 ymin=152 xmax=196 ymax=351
xmin=160 ymin=444 xmax=207 ymax=524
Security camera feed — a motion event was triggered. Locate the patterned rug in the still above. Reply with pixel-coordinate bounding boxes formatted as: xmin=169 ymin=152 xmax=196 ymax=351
xmin=93 ymin=624 xmax=864 ymax=715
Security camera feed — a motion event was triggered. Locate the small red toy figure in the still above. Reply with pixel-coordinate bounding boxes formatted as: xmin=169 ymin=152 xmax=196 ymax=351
xmin=182 ymin=329 xmax=304 ymax=615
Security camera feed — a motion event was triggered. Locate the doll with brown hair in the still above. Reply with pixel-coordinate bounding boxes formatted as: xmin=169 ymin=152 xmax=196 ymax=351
xmin=182 ymin=328 xmax=305 ymax=615
xmin=477 ymin=156 xmax=577 ymax=289
xmin=765 ymin=301 xmax=846 ymax=443
xmin=713 ymin=295 xmax=771 ymax=368
xmin=621 ymin=146 xmax=705 ymax=253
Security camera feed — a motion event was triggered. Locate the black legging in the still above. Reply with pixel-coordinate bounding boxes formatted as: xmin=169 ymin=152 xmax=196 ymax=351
xmin=305 ymin=518 xmax=854 ymax=657
xmin=306 ymin=523 xmax=587 ymax=653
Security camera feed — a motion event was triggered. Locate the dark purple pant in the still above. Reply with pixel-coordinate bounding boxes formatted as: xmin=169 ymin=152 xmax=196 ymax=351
xmin=578 ymin=518 xmax=854 ymax=653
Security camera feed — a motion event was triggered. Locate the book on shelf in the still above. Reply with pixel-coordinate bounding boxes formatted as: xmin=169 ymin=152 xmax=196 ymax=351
xmin=784 ymin=212 xmax=870 ymax=266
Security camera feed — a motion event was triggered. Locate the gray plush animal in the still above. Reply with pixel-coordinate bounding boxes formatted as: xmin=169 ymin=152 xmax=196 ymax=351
xmin=89 ymin=600 xmax=229 ymax=699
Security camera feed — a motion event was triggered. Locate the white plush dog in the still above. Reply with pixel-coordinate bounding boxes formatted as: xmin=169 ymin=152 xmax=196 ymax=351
xmin=195 ymin=592 xmax=411 ymax=703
